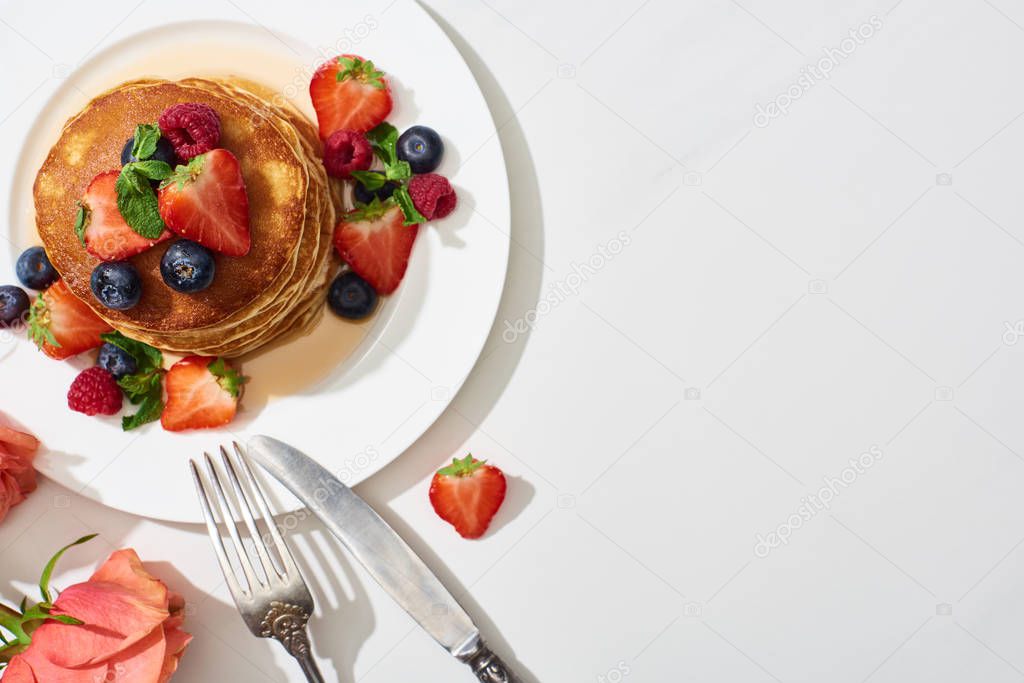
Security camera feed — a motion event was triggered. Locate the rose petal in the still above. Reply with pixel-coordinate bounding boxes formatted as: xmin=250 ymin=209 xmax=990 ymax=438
xmin=164 ymin=590 xmax=186 ymax=630
xmin=38 ymin=581 xmax=169 ymax=667
xmin=0 ymin=425 xmax=39 ymax=459
xmin=105 ymin=622 xmax=167 ymax=682
xmin=0 ymin=654 xmax=37 ymax=683
xmin=89 ymin=549 xmax=170 ymax=612
xmin=159 ymin=625 xmax=194 ymax=682
xmin=5 ymin=648 xmax=108 ymax=683
xmin=0 ymin=417 xmax=37 ymax=517
xmin=0 ymin=472 xmax=23 ymax=523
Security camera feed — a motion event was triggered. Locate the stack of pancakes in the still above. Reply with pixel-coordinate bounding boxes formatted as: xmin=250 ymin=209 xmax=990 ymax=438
xmin=33 ymin=77 xmax=343 ymax=357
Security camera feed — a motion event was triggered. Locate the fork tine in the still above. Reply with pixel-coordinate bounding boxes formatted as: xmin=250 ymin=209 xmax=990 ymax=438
xmin=203 ymin=452 xmax=262 ymax=591
xmin=219 ymin=444 xmax=283 ymax=583
xmin=233 ymin=442 xmax=300 ymax=577
xmin=190 ymin=460 xmax=246 ymax=598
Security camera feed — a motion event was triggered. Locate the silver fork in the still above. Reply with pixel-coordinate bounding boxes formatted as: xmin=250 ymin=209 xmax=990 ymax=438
xmin=190 ymin=443 xmax=324 ymax=683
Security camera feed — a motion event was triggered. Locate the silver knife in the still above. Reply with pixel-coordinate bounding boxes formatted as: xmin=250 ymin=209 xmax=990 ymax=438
xmin=247 ymin=435 xmax=523 ymax=683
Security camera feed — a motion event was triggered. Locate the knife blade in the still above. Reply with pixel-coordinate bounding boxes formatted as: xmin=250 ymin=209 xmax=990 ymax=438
xmin=246 ymin=435 xmax=522 ymax=682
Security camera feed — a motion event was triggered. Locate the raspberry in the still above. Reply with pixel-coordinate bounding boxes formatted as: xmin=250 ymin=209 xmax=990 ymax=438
xmin=323 ymin=130 xmax=372 ymax=179
xmin=408 ymin=173 xmax=457 ymax=220
xmin=159 ymin=103 xmax=221 ymax=161
xmin=67 ymin=367 xmax=123 ymax=416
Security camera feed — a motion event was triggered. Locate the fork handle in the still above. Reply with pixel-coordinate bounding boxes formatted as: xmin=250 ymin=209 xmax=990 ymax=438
xmin=457 ymin=639 xmax=523 ymax=683
xmin=295 ymin=650 xmax=325 ymax=683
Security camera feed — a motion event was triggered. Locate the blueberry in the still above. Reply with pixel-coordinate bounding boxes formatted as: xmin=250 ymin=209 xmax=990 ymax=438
xmin=15 ymin=246 xmax=59 ymax=290
xmin=90 ymin=261 xmax=141 ymax=310
xmin=0 ymin=285 xmax=30 ymax=327
xmin=327 ymin=271 xmax=378 ymax=320
xmin=97 ymin=343 xmax=137 ymax=379
xmin=396 ymin=126 xmax=444 ymax=174
xmin=120 ymin=136 xmax=178 ymax=167
xmin=160 ymin=240 xmax=215 ymax=293
xmin=353 ymin=174 xmax=399 ymax=205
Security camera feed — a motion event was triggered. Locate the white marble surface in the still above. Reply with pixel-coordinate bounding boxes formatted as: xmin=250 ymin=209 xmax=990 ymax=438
xmin=4 ymin=1 xmax=1024 ymax=681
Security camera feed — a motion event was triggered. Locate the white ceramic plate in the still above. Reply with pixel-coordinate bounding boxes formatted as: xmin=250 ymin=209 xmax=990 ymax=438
xmin=0 ymin=0 xmax=509 ymax=522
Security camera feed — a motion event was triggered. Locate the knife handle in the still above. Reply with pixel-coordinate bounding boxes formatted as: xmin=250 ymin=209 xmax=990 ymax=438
xmin=457 ymin=639 xmax=523 ymax=683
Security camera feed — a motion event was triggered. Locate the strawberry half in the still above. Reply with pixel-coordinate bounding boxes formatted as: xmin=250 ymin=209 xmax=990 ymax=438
xmin=333 ymin=200 xmax=418 ymax=295
xmin=80 ymin=171 xmax=171 ymax=261
xmin=429 ymin=455 xmax=507 ymax=539
xmin=161 ymin=356 xmax=246 ymax=432
xmin=158 ymin=149 xmax=251 ymax=257
xmin=27 ymin=280 xmax=112 ymax=360
xmin=310 ymin=55 xmax=393 ymax=138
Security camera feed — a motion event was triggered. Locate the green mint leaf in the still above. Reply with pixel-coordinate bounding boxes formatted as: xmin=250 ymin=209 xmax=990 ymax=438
xmin=366 ymin=121 xmax=398 ymax=147
xmin=100 ymin=331 xmax=163 ymax=374
xmin=73 ymin=201 xmax=89 ymax=245
xmin=122 ymin=393 xmax=162 ymax=431
xmin=366 ymin=122 xmax=399 ymax=167
xmin=384 ymin=160 xmax=411 ymax=182
xmin=351 ymin=170 xmax=387 ymax=191
xmin=27 ymin=294 xmax=58 ymax=349
xmin=208 ymin=357 xmax=247 ymax=398
xmin=131 ymin=123 xmax=161 ymax=161
xmin=130 ymin=160 xmax=172 ymax=182
xmin=393 ymin=186 xmax=427 ymax=226
xmin=127 ymin=166 xmax=147 ymax=194
xmin=118 ymin=370 xmax=162 ymax=404
xmin=39 ymin=535 xmax=97 ymax=604
xmin=115 ymin=166 xmax=166 ymax=239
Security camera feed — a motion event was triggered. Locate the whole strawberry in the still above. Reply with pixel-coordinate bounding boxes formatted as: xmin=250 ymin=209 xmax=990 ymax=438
xmin=429 ymin=455 xmax=507 ymax=539
xmin=68 ymin=367 xmax=123 ymax=416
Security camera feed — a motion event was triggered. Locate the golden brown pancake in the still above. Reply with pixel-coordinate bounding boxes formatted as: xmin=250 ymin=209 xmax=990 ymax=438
xmin=32 ymin=78 xmax=341 ymax=357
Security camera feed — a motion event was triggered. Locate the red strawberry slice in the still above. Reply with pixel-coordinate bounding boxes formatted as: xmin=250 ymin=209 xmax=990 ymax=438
xmin=27 ymin=280 xmax=112 ymax=360
xmin=310 ymin=55 xmax=393 ymax=138
xmin=81 ymin=171 xmax=171 ymax=261
xmin=333 ymin=202 xmax=418 ymax=295
xmin=157 ymin=149 xmax=251 ymax=257
xmin=429 ymin=455 xmax=507 ymax=539
xmin=161 ymin=356 xmax=246 ymax=432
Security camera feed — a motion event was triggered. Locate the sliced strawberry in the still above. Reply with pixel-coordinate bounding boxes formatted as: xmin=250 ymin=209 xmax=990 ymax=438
xmin=80 ymin=171 xmax=171 ymax=261
xmin=310 ymin=55 xmax=393 ymax=138
xmin=27 ymin=280 xmax=112 ymax=360
xmin=332 ymin=201 xmax=418 ymax=295
xmin=161 ymin=356 xmax=246 ymax=432
xmin=157 ymin=149 xmax=250 ymax=257
xmin=429 ymin=455 xmax=507 ymax=539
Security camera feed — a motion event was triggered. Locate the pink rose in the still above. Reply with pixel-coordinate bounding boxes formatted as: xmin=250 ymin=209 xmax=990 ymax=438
xmin=0 ymin=422 xmax=39 ymax=524
xmin=4 ymin=549 xmax=192 ymax=682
